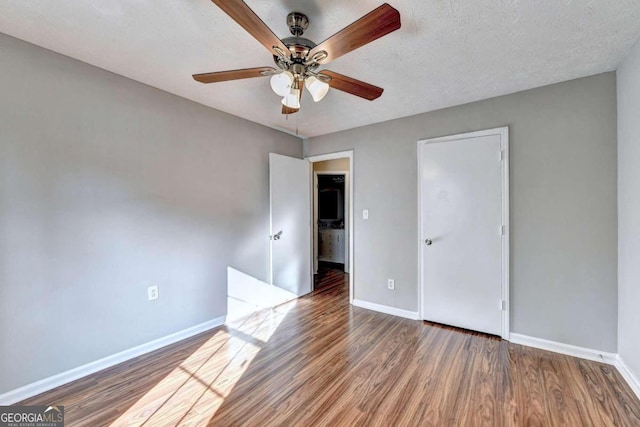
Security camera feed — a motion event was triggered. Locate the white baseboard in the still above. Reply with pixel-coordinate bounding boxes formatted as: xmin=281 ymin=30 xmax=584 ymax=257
xmin=0 ymin=316 xmax=226 ymax=405
xmin=352 ymin=299 xmax=419 ymax=320
xmin=509 ymin=334 xmax=640 ymax=400
xmin=509 ymin=333 xmax=617 ymax=365
xmin=616 ymin=355 xmax=640 ymax=400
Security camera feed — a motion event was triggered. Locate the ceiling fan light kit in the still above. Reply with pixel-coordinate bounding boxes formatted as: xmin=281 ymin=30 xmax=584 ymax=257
xmin=270 ymin=71 xmax=294 ymax=96
xmin=305 ymin=76 xmax=330 ymax=102
xmin=282 ymin=87 xmax=301 ymax=109
xmin=193 ymin=0 xmax=401 ymax=114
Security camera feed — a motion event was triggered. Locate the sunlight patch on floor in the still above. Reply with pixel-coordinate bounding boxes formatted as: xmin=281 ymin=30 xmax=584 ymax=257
xmin=227 ymin=267 xmax=298 ymax=321
xmin=110 ymin=301 xmax=295 ymax=426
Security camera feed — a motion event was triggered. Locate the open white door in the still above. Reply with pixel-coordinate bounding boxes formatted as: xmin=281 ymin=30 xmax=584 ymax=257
xmin=269 ymin=153 xmax=312 ymax=296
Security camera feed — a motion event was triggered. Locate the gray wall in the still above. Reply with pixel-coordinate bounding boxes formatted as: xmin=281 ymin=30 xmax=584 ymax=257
xmin=0 ymin=34 xmax=301 ymax=394
xmin=305 ymin=73 xmax=618 ymax=352
xmin=617 ymin=39 xmax=640 ymax=378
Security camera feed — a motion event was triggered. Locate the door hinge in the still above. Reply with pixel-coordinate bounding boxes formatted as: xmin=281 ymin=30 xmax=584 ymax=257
xmin=499 ymin=225 xmax=505 ymax=235
xmin=500 ymin=300 xmax=506 ymax=311
xmin=499 ymin=150 xmax=505 ymax=161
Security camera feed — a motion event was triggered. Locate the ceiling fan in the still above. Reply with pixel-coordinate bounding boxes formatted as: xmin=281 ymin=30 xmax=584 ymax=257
xmin=192 ymin=1 xmax=401 ymax=114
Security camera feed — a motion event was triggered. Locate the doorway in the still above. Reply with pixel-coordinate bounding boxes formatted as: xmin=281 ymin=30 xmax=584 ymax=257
xmin=316 ymin=173 xmax=348 ymax=269
xmin=418 ymin=127 xmax=509 ymax=338
xmin=307 ymin=151 xmax=354 ymax=303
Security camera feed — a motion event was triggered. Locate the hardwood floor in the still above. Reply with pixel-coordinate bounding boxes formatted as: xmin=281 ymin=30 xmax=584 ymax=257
xmin=21 ymin=271 xmax=640 ymax=426
xmin=313 ymin=262 xmax=346 ymax=292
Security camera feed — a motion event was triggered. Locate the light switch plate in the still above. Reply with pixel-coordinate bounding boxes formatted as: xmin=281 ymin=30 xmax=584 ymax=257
xmin=363 ymin=209 xmax=369 ymax=220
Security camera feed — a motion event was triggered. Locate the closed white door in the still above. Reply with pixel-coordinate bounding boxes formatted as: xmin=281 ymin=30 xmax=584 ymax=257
xmin=419 ymin=129 xmax=508 ymax=336
xmin=269 ymin=153 xmax=312 ymax=296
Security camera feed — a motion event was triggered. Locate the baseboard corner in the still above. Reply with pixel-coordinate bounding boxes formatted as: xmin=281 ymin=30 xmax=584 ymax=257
xmin=615 ymin=355 xmax=640 ymax=400
xmin=509 ymin=333 xmax=617 ymax=365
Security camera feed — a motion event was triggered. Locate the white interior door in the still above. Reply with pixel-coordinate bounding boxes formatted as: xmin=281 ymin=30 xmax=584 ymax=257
xmin=270 ymin=153 xmax=312 ymax=296
xmin=419 ymin=129 xmax=508 ymax=336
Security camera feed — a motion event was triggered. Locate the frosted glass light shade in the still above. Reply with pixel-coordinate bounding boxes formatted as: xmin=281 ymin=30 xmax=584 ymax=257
xmin=270 ymin=71 xmax=294 ymax=96
xmin=305 ymin=76 xmax=330 ymax=102
xmin=282 ymin=88 xmax=301 ymax=109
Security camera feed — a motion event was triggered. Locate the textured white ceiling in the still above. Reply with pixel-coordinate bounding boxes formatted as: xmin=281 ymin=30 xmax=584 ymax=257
xmin=2 ymin=1 xmax=640 ymax=138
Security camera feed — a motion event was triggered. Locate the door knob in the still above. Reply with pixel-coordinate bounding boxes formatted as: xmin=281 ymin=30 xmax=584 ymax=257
xmin=424 ymin=238 xmax=432 ymax=246
xmin=272 ymin=231 xmax=283 ymax=241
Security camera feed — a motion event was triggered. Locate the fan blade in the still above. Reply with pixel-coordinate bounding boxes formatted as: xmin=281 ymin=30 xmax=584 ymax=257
xmin=282 ymin=105 xmax=299 ymax=114
xmin=211 ymin=0 xmax=289 ymax=56
xmin=308 ymin=3 xmax=400 ymax=64
xmin=319 ymin=70 xmax=384 ymax=100
xmin=193 ymin=67 xmax=276 ymax=84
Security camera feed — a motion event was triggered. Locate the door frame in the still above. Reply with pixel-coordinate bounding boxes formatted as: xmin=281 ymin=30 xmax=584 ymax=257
xmin=417 ymin=127 xmax=510 ymax=339
xmin=314 ymin=171 xmax=350 ymax=273
xmin=306 ymin=150 xmax=354 ymax=304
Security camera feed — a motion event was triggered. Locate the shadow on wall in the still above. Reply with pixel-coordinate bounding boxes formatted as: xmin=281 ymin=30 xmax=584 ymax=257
xmin=226 ymin=267 xmax=298 ymax=321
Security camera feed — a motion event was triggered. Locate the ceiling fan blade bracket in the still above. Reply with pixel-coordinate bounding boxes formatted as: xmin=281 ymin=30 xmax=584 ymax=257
xmin=304 ymin=50 xmax=328 ymax=66
xmin=259 ymin=69 xmax=279 ymax=77
xmin=314 ymin=72 xmax=332 ymax=83
xmin=307 ymin=70 xmax=331 ymax=83
xmin=273 ymin=46 xmax=292 ymax=63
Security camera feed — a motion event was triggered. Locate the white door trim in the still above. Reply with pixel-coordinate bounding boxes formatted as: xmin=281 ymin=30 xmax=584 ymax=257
xmin=417 ymin=127 xmax=510 ymax=339
xmin=306 ymin=150 xmax=354 ymax=304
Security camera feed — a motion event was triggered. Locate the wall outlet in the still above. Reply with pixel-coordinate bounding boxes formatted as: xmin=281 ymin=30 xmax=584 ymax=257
xmin=363 ymin=209 xmax=369 ymax=220
xmin=387 ymin=279 xmax=395 ymax=290
xmin=147 ymin=285 xmax=159 ymax=301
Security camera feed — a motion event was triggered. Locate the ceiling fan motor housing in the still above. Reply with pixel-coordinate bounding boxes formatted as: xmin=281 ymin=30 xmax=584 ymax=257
xmin=271 ymin=12 xmax=321 ymax=77
xmin=273 ymin=35 xmax=318 ymax=75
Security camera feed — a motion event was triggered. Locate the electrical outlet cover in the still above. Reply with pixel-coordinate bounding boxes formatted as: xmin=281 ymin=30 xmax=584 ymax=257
xmin=148 ymin=285 xmax=159 ymax=301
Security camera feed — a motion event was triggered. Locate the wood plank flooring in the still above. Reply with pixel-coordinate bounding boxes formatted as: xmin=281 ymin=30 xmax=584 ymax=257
xmin=21 ymin=269 xmax=640 ymax=426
